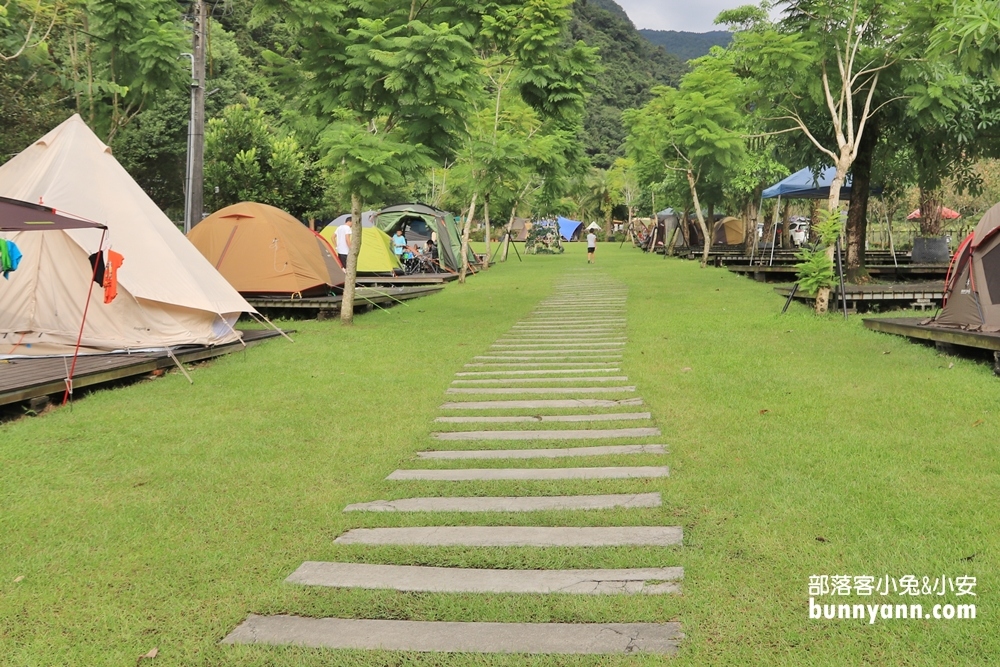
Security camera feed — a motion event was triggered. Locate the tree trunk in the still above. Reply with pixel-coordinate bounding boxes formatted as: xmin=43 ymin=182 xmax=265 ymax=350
xmin=340 ymin=192 xmax=363 ymax=324
xmin=604 ymin=201 xmax=612 ymax=237
xmin=814 ymin=159 xmax=849 ymax=314
xmin=627 ymin=206 xmax=635 ymax=246
xmin=686 ymin=170 xmax=711 ymax=267
xmin=707 ymin=202 xmax=715 ymax=243
xmin=845 ymin=119 xmax=879 ymax=283
xmin=679 ymin=207 xmax=691 ymax=248
xmin=918 ymin=186 xmax=944 ymax=236
xmin=459 ymin=190 xmax=478 ymax=283
xmin=808 ymin=200 xmax=821 ymax=244
xmin=501 ymin=204 xmax=516 ymax=262
xmin=483 ymin=199 xmax=491 ymax=269
xmin=743 ymin=190 xmax=761 ymax=255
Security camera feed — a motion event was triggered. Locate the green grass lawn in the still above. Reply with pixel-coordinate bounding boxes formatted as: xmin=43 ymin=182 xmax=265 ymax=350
xmin=1 ymin=243 xmax=996 ymax=665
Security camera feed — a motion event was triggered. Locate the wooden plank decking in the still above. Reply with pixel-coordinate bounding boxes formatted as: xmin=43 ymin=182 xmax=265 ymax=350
xmin=246 ymin=285 xmax=443 ymax=313
xmin=0 ymin=329 xmax=281 ymax=407
xmin=776 ymin=283 xmax=944 ymax=311
xmin=863 ymin=317 xmax=1000 ymax=353
xmin=729 ymin=264 xmax=948 ymax=282
xmin=356 ymin=274 xmax=458 ymax=286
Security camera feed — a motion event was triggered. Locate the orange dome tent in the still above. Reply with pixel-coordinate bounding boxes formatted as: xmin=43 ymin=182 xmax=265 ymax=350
xmin=188 ymin=202 xmax=344 ymax=296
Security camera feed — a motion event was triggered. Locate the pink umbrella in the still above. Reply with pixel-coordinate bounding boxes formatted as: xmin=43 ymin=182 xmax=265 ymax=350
xmin=907 ymin=206 xmax=961 ymax=220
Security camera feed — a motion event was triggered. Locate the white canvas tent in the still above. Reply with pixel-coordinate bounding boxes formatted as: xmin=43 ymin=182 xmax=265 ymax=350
xmin=0 ymin=114 xmax=255 ymax=355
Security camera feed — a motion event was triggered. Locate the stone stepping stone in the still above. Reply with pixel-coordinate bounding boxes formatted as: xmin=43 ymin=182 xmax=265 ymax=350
xmin=386 ymin=466 xmax=669 ymax=481
xmin=514 ymin=313 xmax=625 ymax=326
xmin=343 ymin=492 xmax=663 ymax=512
xmin=286 ymin=561 xmax=683 ymax=595
xmin=506 ymin=332 xmax=624 ymax=336
xmin=503 ymin=336 xmax=624 ymax=341
xmin=472 ymin=355 xmax=623 ymax=361
xmin=508 ymin=329 xmax=628 ymax=342
xmin=417 ymin=444 xmax=665 ymax=459
xmin=222 ymin=615 xmax=683 ymax=655
xmin=451 ymin=376 xmax=629 ymax=384
xmin=516 ymin=322 xmax=625 ymax=326
xmin=464 ymin=362 xmax=621 ymax=367
xmin=434 ymin=412 xmax=650 ymax=422
xmin=334 ymin=525 xmax=683 ymax=547
xmin=431 ymin=427 xmax=660 ymax=441
xmin=445 ymin=387 xmax=636 ymax=394
xmin=455 ymin=368 xmax=621 ymax=376
xmin=491 ymin=343 xmax=626 ymax=348
xmin=441 ymin=398 xmax=644 ymax=409
xmin=475 ymin=351 xmax=622 ymax=358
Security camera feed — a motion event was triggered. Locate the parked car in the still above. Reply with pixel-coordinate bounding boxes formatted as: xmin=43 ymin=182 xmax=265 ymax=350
xmin=789 ymin=220 xmax=809 ymax=246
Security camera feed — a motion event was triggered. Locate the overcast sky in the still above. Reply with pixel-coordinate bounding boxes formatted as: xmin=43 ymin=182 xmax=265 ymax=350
xmin=616 ymin=0 xmax=743 ymax=32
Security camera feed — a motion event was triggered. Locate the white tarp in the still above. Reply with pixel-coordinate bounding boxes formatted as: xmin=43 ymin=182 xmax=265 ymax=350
xmin=0 ymin=114 xmax=255 ymax=355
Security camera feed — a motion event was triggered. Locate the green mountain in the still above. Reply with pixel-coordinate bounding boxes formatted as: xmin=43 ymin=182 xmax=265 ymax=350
xmin=570 ymin=0 xmax=686 ymax=168
xmin=638 ymin=30 xmax=732 ymax=62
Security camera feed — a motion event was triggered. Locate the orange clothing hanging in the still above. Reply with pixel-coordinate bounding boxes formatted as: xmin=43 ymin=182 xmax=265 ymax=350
xmin=103 ymin=250 xmax=123 ymax=304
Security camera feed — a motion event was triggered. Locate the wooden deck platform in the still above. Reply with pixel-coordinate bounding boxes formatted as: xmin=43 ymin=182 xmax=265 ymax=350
xmin=864 ymin=317 xmax=1000 ymax=352
xmin=357 ymin=273 xmax=458 ymax=286
xmin=729 ymin=264 xmax=948 ymax=282
xmin=775 ymin=283 xmax=944 ymax=312
xmin=0 ymin=329 xmax=281 ymax=408
xmin=246 ymin=285 xmax=443 ymax=317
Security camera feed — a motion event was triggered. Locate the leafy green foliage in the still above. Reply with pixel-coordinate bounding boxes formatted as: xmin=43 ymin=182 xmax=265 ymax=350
xmin=812 ymin=207 xmax=843 ymax=246
xmin=794 ymin=246 xmax=836 ymax=294
xmin=205 ymin=99 xmax=325 ymax=219
xmin=83 ymin=0 xmax=187 ymax=140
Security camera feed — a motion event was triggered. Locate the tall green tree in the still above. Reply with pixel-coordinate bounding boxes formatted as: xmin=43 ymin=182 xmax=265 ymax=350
xmin=624 ymin=52 xmax=745 ymax=267
xmin=204 ymin=99 xmax=324 ymax=220
xmin=725 ymin=0 xmax=899 ymax=311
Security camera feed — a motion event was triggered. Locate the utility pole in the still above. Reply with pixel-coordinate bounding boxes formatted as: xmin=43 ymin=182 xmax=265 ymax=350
xmin=184 ymin=0 xmax=207 ymax=233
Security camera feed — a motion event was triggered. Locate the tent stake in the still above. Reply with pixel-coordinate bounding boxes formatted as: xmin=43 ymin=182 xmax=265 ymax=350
xmin=166 ymin=348 xmax=194 ymax=384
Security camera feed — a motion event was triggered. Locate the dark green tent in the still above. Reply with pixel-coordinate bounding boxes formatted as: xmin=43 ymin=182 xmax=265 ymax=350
xmin=376 ymin=203 xmax=476 ymax=272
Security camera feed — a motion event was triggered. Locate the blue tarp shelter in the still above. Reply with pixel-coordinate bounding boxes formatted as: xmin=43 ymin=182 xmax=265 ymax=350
xmin=762 ymin=167 xmax=853 ymax=200
xmin=557 ymin=216 xmax=583 ymax=241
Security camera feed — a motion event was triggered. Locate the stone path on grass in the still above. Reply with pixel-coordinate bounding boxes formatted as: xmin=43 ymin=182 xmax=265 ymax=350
xmin=223 ymin=273 xmax=685 ymax=656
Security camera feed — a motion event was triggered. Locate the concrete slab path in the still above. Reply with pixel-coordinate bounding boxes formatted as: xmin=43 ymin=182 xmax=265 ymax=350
xmin=386 ymin=466 xmax=670 ymax=481
xmin=431 ymin=427 xmax=660 ymax=440
xmin=286 ymin=561 xmax=683 ymax=595
xmin=343 ymin=493 xmax=663 ymax=513
xmin=440 ymin=398 xmax=644 ymax=409
xmin=446 ymin=387 xmax=636 ymax=394
xmin=417 ymin=444 xmax=666 ymax=459
xmin=451 ymin=376 xmax=629 ymax=384
xmin=222 ymin=615 xmax=683 ymax=655
xmin=434 ymin=412 xmax=651 ymax=423
xmin=334 ymin=525 xmax=683 ymax=547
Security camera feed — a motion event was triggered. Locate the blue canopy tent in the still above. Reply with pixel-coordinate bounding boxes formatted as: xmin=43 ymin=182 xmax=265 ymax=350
xmin=762 ymin=167 xmax=854 ymax=200
xmin=557 ymin=216 xmax=583 ymax=241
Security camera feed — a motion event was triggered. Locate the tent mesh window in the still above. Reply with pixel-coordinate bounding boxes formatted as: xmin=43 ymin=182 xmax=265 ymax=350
xmin=981 ymin=243 xmax=1000 ymax=304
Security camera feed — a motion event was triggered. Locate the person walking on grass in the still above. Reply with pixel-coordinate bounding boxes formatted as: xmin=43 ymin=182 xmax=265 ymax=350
xmin=587 ymin=229 xmax=597 ymax=264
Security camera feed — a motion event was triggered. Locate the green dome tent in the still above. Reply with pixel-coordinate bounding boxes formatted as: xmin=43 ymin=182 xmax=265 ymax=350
xmin=376 ymin=203 xmax=474 ymax=272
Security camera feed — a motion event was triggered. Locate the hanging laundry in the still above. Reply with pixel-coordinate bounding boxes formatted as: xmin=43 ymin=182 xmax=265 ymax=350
xmin=103 ymin=250 xmax=123 ymax=304
xmin=1 ymin=239 xmax=23 ymax=279
xmin=88 ymin=251 xmax=106 ymax=286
